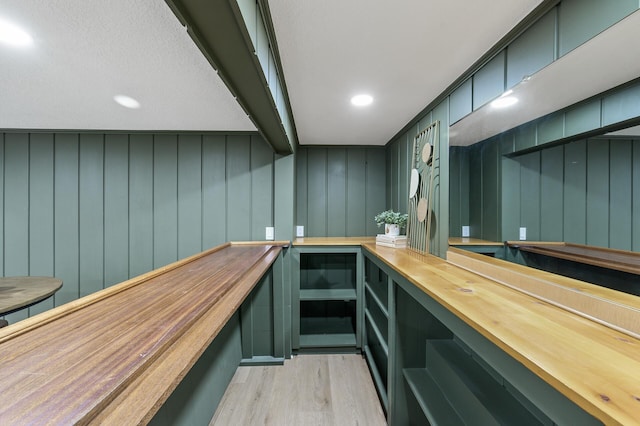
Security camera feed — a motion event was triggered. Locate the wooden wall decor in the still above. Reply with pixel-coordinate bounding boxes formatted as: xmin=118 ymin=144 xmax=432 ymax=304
xmin=407 ymin=121 xmax=440 ymax=254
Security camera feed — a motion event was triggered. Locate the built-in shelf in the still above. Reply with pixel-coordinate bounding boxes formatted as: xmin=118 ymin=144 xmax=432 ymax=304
xmin=364 ymin=282 xmax=388 ymax=317
xmin=364 ymin=310 xmax=388 ymax=356
xmin=299 ymin=333 xmax=356 ymax=348
xmin=364 ymin=345 xmax=388 ymax=412
xmin=299 ymin=315 xmax=356 ymax=348
xmin=299 ymin=288 xmax=356 ymax=301
xmin=404 ymin=340 xmax=544 ymax=425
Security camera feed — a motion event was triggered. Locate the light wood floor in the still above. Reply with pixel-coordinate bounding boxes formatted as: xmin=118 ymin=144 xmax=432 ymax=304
xmin=210 ymin=354 xmax=387 ymax=426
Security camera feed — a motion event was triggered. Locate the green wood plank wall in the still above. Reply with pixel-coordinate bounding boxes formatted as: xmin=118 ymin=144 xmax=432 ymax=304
xmin=0 ymin=131 xmax=280 ymax=322
xmin=296 ymin=146 xmax=386 ymax=237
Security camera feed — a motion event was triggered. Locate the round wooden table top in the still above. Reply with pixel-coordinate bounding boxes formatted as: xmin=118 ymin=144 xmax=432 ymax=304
xmin=0 ymin=276 xmax=63 ymax=315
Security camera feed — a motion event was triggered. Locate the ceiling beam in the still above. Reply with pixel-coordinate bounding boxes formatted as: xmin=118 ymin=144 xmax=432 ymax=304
xmin=165 ymin=0 xmax=293 ymax=154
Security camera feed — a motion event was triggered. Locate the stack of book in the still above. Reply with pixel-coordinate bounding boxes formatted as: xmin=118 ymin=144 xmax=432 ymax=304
xmin=375 ymin=234 xmax=407 ymax=248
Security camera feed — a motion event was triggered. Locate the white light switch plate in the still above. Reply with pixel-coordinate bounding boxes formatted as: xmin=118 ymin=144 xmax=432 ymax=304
xmin=296 ymin=226 xmax=304 ymax=237
xmin=519 ymin=227 xmax=527 ymax=241
xmin=266 ymin=226 xmax=275 ymax=240
xmin=462 ymin=226 xmax=470 ymax=237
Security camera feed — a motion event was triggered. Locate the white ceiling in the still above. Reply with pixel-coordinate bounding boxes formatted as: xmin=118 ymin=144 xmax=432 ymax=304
xmin=268 ymin=0 xmax=544 ymax=145
xmin=0 ymin=1 xmax=255 ymax=132
xmin=13 ymin=0 xmax=636 ymax=148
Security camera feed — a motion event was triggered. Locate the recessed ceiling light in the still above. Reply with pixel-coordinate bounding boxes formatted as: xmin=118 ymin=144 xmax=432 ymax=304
xmin=0 ymin=18 xmax=33 ymax=47
xmin=351 ymin=94 xmax=373 ymax=107
xmin=114 ymin=95 xmax=141 ymax=109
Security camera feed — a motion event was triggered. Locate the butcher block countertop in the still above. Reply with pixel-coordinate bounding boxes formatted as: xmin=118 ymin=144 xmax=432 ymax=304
xmin=0 ymin=242 xmax=286 ymax=425
xmin=362 ymin=243 xmax=640 ymax=425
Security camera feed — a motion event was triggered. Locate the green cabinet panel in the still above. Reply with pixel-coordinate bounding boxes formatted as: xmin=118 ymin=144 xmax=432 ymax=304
xmin=586 ymin=140 xmax=609 ymax=247
xmin=609 ymin=140 xmax=632 ymax=250
xmin=79 ymin=134 xmax=105 ymax=297
xmin=347 ymin=149 xmax=366 ymax=236
xmin=519 ymin=152 xmax=541 ymax=241
xmin=537 ymin=114 xmax=564 ymax=145
xmin=473 ymin=51 xmax=505 ymax=110
xmin=449 ymin=147 xmax=464 ymax=236
xmin=178 ymin=135 xmax=203 ymax=258
xmin=129 ymin=135 xmax=154 ymax=277
xmin=602 ymin=81 xmax=640 ymax=126
xmin=506 ymin=8 xmax=556 ymax=89
xmin=54 ymin=134 xmax=81 ymax=306
xmin=327 ymin=148 xmax=347 ymax=236
xmin=563 ymin=140 xmax=587 ymax=244
xmin=226 ymin=135 xmax=252 ymax=241
xmin=468 ymin=144 xmax=483 ymax=239
xmin=501 ymin=157 xmax=522 ymax=240
xmin=202 ymin=135 xmax=227 ymax=247
xmin=250 ymin=136 xmax=273 ymax=241
xmin=28 ymin=134 xmax=55 ymax=315
xmin=499 ymin=132 xmax=515 ymax=155
xmin=449 ymin=78 xmax=472 ymax=125
xmin=559 ymin=0 xmax=637 ymax=56
xmin=153 ymin=135 xmax=179 ymax=268
xmin=295 ymin=148 xmax=308 ymax=231
xmin=365 ymin=148 xmax=387 ymax=236
xmin=481 ymin=141 xmax=500 ymax=241
xmin=565 ymin=99 xmax=601 ymax=136
xmin=274 ymin=154 xmax=295 ymax=241
xmin=307 ymin=148 xmax=328 ymax=236
xmin=104 ymin=135 xmax=129 ymax=287
xmin=540 ymin=146 xmax=564 ymax=241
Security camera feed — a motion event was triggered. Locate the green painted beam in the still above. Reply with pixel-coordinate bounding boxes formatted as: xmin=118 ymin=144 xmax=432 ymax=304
xmin=165 ymin=0 xmax=293 ymax=154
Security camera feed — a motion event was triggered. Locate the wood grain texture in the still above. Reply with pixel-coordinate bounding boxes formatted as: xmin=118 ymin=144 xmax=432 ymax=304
xmin=210 ymin=354 xmax=386 ymax=426
xmin=448 ymin=237 xmax=503 ymax=246
xmin=293 ymin=237 xmax=376 ymax=246
xmin=0 ymin=243 xmax=281 ymax=425
xmin=362 ymin=243 xmax=640 ymax=425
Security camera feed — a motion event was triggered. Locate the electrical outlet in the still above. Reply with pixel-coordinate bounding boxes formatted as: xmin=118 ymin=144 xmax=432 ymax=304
xmin=462 ymin=226 xmax=470 ymax=237
xmin=296 ymin=226 xmax=304 ymax=237
xmin=265 ymin=226 xmax=275 ymax=241
xmin=519 ymin=227 xmax=527 ymax=241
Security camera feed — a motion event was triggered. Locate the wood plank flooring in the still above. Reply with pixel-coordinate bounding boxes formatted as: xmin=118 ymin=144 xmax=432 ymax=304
xmin=210 ymin=354 xmax=386 ymax=425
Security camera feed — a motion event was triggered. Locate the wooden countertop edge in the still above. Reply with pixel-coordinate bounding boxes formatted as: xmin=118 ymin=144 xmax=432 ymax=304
xmin=448 ymin=237 xmax=504 ymax=246
xmin=361 ymin=243 xmax=639 ymax=425
xmin=91 ymin=246 xmax=282 ymax=425
xmin=293 ymin=237 xmax=376 ymax=246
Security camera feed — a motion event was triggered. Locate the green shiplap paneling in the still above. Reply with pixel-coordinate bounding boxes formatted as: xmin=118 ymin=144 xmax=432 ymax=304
xmin=178 ymin=135 xmax=203 ymax=258
xmin=365 ymin=148 xmax=387 ymax=236
xmin=499 ymin=133 xmax=515 ymax=155
xmin=634 ymin=140 xmax=640 ymax=251
xmin=565 ymin=99 xmax=601 ymax=137
xmin=274 ymin=153 xmax=295 ymax=241
xmin=514 ymin=123 xmax=537 ymax=152
xmin=250 ymin=136 xmax=274 ymax=241
xmin=79 ymin=134 xmax=105 ymax=297
xmin=481 ymin=141 xmax=499 ymax=241
xmin=449 ymin=78 xmax=472 ymax=125
xmin=327 ymin=148 xmax=347 ymax=236
xmin=558 ymin=0 xmax=637 ymax=56
xmin=389 ymin=142 xmax=398 ymax=211
xmin=202 ymin=135 xmax=227 ymax=247
xmin=307 ymin=148 xmax=328 ymax=237
xmin=609 ymin=140 xmax=632 ymax=250
xmin=54 ymin=134 xmax=80 ymax=305
xmin=473 ymin=51 xmax=505 ymax=110
xmin=295 ymin=148 xmax=308 ymax=232
xmin=4 ymin=135 xmax=30 ymax=323
xmin=347 ymin=149 xmax=366 ymax=236
xmin=519 ymin=152 xmax=541 ymax=241
xmin=501 ymin=156 xmax=521 ymax=241
xmin=602 ymin=81 xmax=640 ymax=126
xmin=506 ymin=8 xmax=556 ymax=89
xmin=540 ymin=145 xmax=564 ymax=241
xmin=586 ymin=140 xmax=609 ymax=247
xmin=154 ymin=135 xmax=179 ymax=268
xmin=449 ymin=147 xmax=462 ymax=236
xmin=563 ymin=140 xmax=587 ymax=244
xmin=129 ymin=134 xmax=154 ymax=277
xmin=28 ymin=134 xmax=55 ymax=315
xmin=104 ymin=134 xmax=129 ymax=287
xmin=297 ymin=146 xmax=386 ymax=238
xmin=537 ymin=114 xmax=564 ymax=145
xmin=468 ymin=144 xmax=483 ymax=238
xmin=398 ymin=132 xmax=410 ymax=215
xmin=227 ymin=135 xmax=252 ymax=241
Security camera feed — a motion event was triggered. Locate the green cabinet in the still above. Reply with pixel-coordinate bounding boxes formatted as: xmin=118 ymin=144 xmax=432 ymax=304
xmin=292 ymin=246 xmax=363 ymax=351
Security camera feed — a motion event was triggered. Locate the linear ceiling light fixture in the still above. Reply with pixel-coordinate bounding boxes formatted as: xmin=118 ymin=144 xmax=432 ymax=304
xmin=0 ymin=17 xmax=33 ymax=47
xmin=351 ymin=94 xmax=373 ymax=106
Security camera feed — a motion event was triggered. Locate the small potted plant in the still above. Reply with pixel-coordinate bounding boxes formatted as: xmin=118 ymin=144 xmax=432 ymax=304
xmin=374 ymin=210 xmax=408 ymax=236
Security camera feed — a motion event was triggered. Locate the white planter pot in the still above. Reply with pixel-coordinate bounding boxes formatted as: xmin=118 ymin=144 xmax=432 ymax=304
xmin=385 ymin=223 xmax=400 ymax=236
